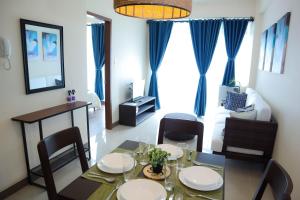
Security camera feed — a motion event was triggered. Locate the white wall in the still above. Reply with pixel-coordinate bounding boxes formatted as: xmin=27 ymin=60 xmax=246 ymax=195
xmin=192 ymin=0 xmax=256 ymax=18
xmin=0 ymin=0 xmax=87 ymax=192
xmin=87 ymin=0 xmax=148 ymax=123
xmin=253 ymin=0 xmax=300 ymax=198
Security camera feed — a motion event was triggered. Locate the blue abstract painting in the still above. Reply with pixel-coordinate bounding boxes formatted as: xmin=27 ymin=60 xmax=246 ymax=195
xmin=264 ymin=24 xmax=276 ymax=72
xmin=258 ymin=30 xmax=267 ymax=70
xmin=42 ymin=32 xmax=58 ymax=60
xmin=272 ymin=12 xmax=291 ymax=74
xmin=26 ymin=30 xmax=38 ymax=59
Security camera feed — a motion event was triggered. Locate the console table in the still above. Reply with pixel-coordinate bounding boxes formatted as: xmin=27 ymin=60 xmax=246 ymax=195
xmin=119 ymin=96 xmax=156 ymax=126
xmin=12 ymin=101 xmax=91 ymax=188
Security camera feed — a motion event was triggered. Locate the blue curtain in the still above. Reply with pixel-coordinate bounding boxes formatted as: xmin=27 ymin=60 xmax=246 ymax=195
xmin=222 ymin=19 xmax=249 ymax=86
xmin=91 ymin=23 xmax=105 ymax=100
xmin=148 ymin=21 xmax=173 ymax=109
xmin=190 ymin=20 xmax=222 ymax=117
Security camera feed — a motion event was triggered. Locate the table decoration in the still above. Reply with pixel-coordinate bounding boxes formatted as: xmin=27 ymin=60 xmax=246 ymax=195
xmin=148 ymin=148 xmax=170 ymax=173
xmin=142 ymin=164 xmax=171 ymax=180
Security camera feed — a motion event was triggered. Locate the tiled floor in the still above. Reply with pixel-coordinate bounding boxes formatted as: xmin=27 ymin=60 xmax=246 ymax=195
xmin=5 ymin=108 xmax=272 ymax=200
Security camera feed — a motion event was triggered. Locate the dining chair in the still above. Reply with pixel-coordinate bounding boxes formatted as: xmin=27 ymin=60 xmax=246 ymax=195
xmin=157 ymin=117 xmax=204 ymax=152
xmin=37 ymin=127 xmax=89 ymax=200
xmin=253 ymin=159 xmax=293 ymax=200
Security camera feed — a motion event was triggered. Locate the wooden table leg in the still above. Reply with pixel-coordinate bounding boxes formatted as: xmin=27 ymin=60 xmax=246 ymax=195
xmin=20 ymin=122 xmax=32 ymax=184
xmin=86 ymin=105 xmax=91 ymax=160
xmin=38 ymin=120 xmax=43 ymax=140
xmin=70 ymin=110 xmax=76 ymax=154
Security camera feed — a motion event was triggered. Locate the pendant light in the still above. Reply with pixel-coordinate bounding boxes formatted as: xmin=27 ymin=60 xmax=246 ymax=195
xmin=114 ymin=0 xmax=192 ymax=19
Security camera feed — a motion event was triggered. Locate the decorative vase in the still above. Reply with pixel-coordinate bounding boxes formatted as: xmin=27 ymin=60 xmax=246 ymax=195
xmin=152 ymin=164 xmax=163 ymax=174
xmin=67 ymin=95 xmax=72 ymax=104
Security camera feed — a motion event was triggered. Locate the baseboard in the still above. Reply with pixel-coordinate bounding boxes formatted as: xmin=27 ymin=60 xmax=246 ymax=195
xmin=0 ymin=178 xmax=28 ymax=199
xmin=112 ymin=120 xmax=119 ymax=128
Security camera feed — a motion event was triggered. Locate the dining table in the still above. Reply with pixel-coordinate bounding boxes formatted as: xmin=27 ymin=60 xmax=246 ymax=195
xmin=58 ymin=140 xmax=225 ymax=200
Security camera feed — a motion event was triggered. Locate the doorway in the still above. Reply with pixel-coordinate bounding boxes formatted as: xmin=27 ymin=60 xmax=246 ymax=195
xmin=86 ymin=11 xmax=112 ymax=130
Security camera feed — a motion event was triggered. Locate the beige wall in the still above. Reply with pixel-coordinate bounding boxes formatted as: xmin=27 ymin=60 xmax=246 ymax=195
xmin=253 ymin=0 xmax=300 ymax=198
xmin=87 ymin=0 xmax=148 ymax=123
xmin=0 ymin=0 xmax=88 ymax=192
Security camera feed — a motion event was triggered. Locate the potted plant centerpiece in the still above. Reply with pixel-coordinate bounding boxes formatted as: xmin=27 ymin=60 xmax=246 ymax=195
xmin=148 ymin=148 xmax=170 ymax=174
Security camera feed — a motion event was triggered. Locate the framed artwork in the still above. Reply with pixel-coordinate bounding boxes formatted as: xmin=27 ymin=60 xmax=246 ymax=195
xmin=272 ymin=12 xmax=291 ymax=74
xmin=258 ymin=30 xmax=267 ymax=70
xmin=264 ymin=24 xmax=277 ymax=72
xmin=20 ymin=19 xmax=65 ymax=94
xmin=42 ymin=32 xmax=58 ymax=61
xmin=25 ymin=30 xmax=39 ymax=60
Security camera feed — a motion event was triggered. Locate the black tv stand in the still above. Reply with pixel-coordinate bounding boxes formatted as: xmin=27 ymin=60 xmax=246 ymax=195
xmin=119 ymin=96 xmax=156 ymax=126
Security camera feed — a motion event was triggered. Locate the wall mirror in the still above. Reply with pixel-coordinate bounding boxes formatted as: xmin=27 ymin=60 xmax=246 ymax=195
xmin=20 ymin=19 xmax=65 ymax=94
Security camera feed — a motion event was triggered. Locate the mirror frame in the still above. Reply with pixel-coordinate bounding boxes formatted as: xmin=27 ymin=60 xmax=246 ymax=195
xmin=20 ymin=19 xmax=65 ymax=94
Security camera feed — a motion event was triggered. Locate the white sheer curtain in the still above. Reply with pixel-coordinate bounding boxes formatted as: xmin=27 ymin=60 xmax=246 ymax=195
xmin=158 ymin=23 xmax=199 ymax=114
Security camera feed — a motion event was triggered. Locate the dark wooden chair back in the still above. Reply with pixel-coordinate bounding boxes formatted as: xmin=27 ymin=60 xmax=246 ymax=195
xmin=253 ymin=159 xmax=293 ymax=200
xmin=37 ymin=127 xmax=88 ymax=200
xmin=158 ymin=118 xmax=204 ymax=152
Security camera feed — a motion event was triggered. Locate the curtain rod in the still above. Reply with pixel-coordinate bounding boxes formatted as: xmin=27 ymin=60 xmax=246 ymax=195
xmin=147 ymin=17 xmax=254 ymax=23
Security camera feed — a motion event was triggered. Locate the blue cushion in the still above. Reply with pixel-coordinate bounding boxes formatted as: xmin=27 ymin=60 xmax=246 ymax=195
xmin=224 ymin=92 xmax=247 ymax=111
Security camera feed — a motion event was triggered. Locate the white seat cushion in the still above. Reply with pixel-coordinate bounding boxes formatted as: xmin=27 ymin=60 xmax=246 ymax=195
xmin=211 ymin=122 xmax=225 ymax=152
xmin=245 ymin=88 xmax=271 ymax=121
xmin=229 ymin=110 xmax=257 ymax=120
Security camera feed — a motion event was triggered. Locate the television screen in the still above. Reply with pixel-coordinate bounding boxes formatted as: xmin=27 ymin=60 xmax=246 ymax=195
xmin=130 ymin=80 xmax=145 ymax=101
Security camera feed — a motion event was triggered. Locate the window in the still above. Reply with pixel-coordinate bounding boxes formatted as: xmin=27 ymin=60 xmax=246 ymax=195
xmin=157 ymin=22 xmax=253 ymax=150
xmin=158 ymin=22 xmax=253 ymax=115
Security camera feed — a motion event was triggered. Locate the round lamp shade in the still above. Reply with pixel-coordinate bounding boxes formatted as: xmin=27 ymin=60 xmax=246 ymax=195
xmin=114 ymin=0 xmax=192 ymax=19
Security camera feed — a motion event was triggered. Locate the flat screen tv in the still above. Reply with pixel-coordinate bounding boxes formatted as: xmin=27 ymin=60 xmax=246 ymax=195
xmin=129 ymin=80 xmax=145 ymax=101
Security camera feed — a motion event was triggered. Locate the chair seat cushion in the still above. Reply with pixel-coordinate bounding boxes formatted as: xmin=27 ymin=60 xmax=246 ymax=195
xmin=163 ymin=113 xmax=197 ymax=141
xmin=165 ymin=131 xmax=195 ymax=141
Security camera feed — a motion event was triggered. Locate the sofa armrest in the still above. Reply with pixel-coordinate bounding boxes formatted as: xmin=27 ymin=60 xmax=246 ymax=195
xmin=222 ymin=116 xmax=278 ymax=159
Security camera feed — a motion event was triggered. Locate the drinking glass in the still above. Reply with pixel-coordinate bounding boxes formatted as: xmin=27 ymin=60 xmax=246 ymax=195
xmin=164 ymin=160 xmax=178 ymax=192
xmin=174 ymin=192 xmax=184 ymax=200
xmin=123 ymin=153 xmax=135 ymax=182
xmin=139 ymin=143 xmax=150 ymax=166
xmin=177 ymin=143 xmax=187 ymax=170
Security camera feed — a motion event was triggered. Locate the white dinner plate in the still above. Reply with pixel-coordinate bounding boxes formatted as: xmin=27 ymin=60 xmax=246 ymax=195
xmin=117 ymin=179 xmax=167 ymax=200
xmin=156 ymin=144 xmax=183 ymax=160
xmin=97 ymin=153 xmax=134 ymax=174
xmin=179 ymin=166 xmax=223 ymax=191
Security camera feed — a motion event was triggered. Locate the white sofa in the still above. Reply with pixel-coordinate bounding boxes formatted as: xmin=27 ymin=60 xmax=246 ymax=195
xmin=211 ymin=88 xmax=277 ymax=162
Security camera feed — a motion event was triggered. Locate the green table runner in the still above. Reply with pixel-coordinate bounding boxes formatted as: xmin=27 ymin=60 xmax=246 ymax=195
xmin=82 ymin=146 xmax=224 ymax=200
